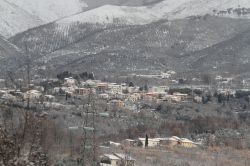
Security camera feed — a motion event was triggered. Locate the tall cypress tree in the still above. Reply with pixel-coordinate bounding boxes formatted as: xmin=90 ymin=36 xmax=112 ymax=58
xmin=145 ymin=134 xmax=149 ymax=148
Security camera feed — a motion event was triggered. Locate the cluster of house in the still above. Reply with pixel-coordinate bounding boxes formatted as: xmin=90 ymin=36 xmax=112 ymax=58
xmin=0 ymin=88 xmax=46 ymax=102
xmin=124 ymin=136 xmax=202 ymax=149
xmin=54 ymin=77 xmax=194 ymax=105
xmin=0 ymin=76 xmax=196 ymax=111
xmin=99 ymin=136 xmax=201 ymax=166
xmin=1 ymin=75 xmax=250 ymax=110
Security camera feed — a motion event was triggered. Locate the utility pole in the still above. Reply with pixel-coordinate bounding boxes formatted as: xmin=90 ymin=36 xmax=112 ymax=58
xmin=81 ymin=88 xmax=97 ymax=166
xmin=25 ymin=43 xmax=31 ymax=109
xmin=20 ymin=43 xmax=32 ymax=158
xmin=69 ymin=87 xmax=110 ymax=165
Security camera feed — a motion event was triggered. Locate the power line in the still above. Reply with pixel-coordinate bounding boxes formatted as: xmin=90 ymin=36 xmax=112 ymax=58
xmin=81 ymin=88 xmax=98 ymax=166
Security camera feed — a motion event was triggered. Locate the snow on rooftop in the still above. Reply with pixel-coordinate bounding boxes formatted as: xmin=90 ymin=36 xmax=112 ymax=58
xmin=180 ymin=138 xmax=194 ymax=143
xmin=114 ymin=153 xmax=136 ymax=161
xmin=103 ymin=154 xmax=120 ymax=160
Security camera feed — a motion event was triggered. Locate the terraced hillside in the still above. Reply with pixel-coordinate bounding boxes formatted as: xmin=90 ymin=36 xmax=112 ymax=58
xmin=9 ymin=16 xmax=250 ymax=76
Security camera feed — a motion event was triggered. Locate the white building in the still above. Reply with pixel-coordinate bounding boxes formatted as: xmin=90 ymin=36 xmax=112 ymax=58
xmin=100 ymin=153 xmax=136 ymax=166
xmin=215 ymin=76 xmax=223 ymax=81
xmin=108 ymin=83 xmax=122 ymax=94
xmin=1 ymin=93 xmax=16 ymax=102
xmin=64 ymin=77 xmax=76 ymax=87
xmin=138 ymin=138 xmax=160 ymax=148
xmin=128 ymin=93 xmax=141 ymax=102
xmin=161 ymin=72 xmax=171 ymax=79
xmin=24 ymin=90 xmax=42 ymax=101
xmin=164 ymin=93 xmax=189 ymax=103
xmin=99 ymin=93 xmax=109 ymax=99
xmin=194 ymin=96 xmax=202 ymax=103
xmin=161 ymin=70 xmax=176 ymax=79
xmin=100 ymin=154 xmax=120 ymax=166
xmin=83 ymin=80 xmax=97 ymax=88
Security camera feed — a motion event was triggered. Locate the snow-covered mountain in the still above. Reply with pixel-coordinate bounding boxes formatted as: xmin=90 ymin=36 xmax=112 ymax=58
xmin=0 ymin=0 xmax=42 ymax=38
xmin=58 ymin=0 xmax=250 ymax=25
xmin=1 ymin=0 xmax=250 ymax=37
xmin=0 ymin=0 xmax=165 ymax=38
xmin=0 ymin=0 xmax=88 ymax=37
xmin=57 ymin=0 xmax=187 ymax=25
xmin=6 ymin=0 xmax=88 ymax=22
xmin=10 ymin=14 xmax=250 ymax=76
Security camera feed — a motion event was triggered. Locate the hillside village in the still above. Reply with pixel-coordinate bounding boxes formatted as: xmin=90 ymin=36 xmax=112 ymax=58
xmin=1 ymin=0 xmax=250 ymax=165
xmin=1 ymin=70 xmax=250 ymax=165
xmin=1 ymin=70 xmax=250 ymax=109
xmin=0 ymin=71 xmax=248 ymax=110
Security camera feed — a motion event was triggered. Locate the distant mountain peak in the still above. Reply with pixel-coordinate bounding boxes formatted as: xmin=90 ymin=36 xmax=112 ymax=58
xmin=57 ymin=0 xmax=250 ymax=26
xmin=1 ymin=0 xmax=250 ymax=37
xmin=0 ymin=0 xmax=88 ymax=37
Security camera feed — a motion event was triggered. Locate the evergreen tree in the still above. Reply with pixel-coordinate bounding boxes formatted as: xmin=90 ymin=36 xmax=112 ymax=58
xmin=145 ymin=134 xmax=149 ymax=148
xmin=129 ymin=82 xmax=134 ymax=87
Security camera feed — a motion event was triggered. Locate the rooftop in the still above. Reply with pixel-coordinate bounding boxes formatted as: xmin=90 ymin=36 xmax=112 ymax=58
xmin=103 ymin=154 xmax=120 ymax=160
xmin=114 ymin=153 xmax=135 ymax=161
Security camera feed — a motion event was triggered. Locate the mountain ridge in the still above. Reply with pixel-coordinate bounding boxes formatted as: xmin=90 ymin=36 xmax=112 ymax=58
xmin=57 ymin=0 xmax=250 ymax=26
xmin=2 ymin=0 xmax=250 ymax=37
xmin=0 ymin=0 xmax=88 ymax=37
xmin=8 ymin=16 xmax=250 ymax=76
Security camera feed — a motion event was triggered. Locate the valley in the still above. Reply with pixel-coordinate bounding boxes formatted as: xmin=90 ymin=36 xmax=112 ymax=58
xmin=1 ymin=0 xmax=250 ymax=166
